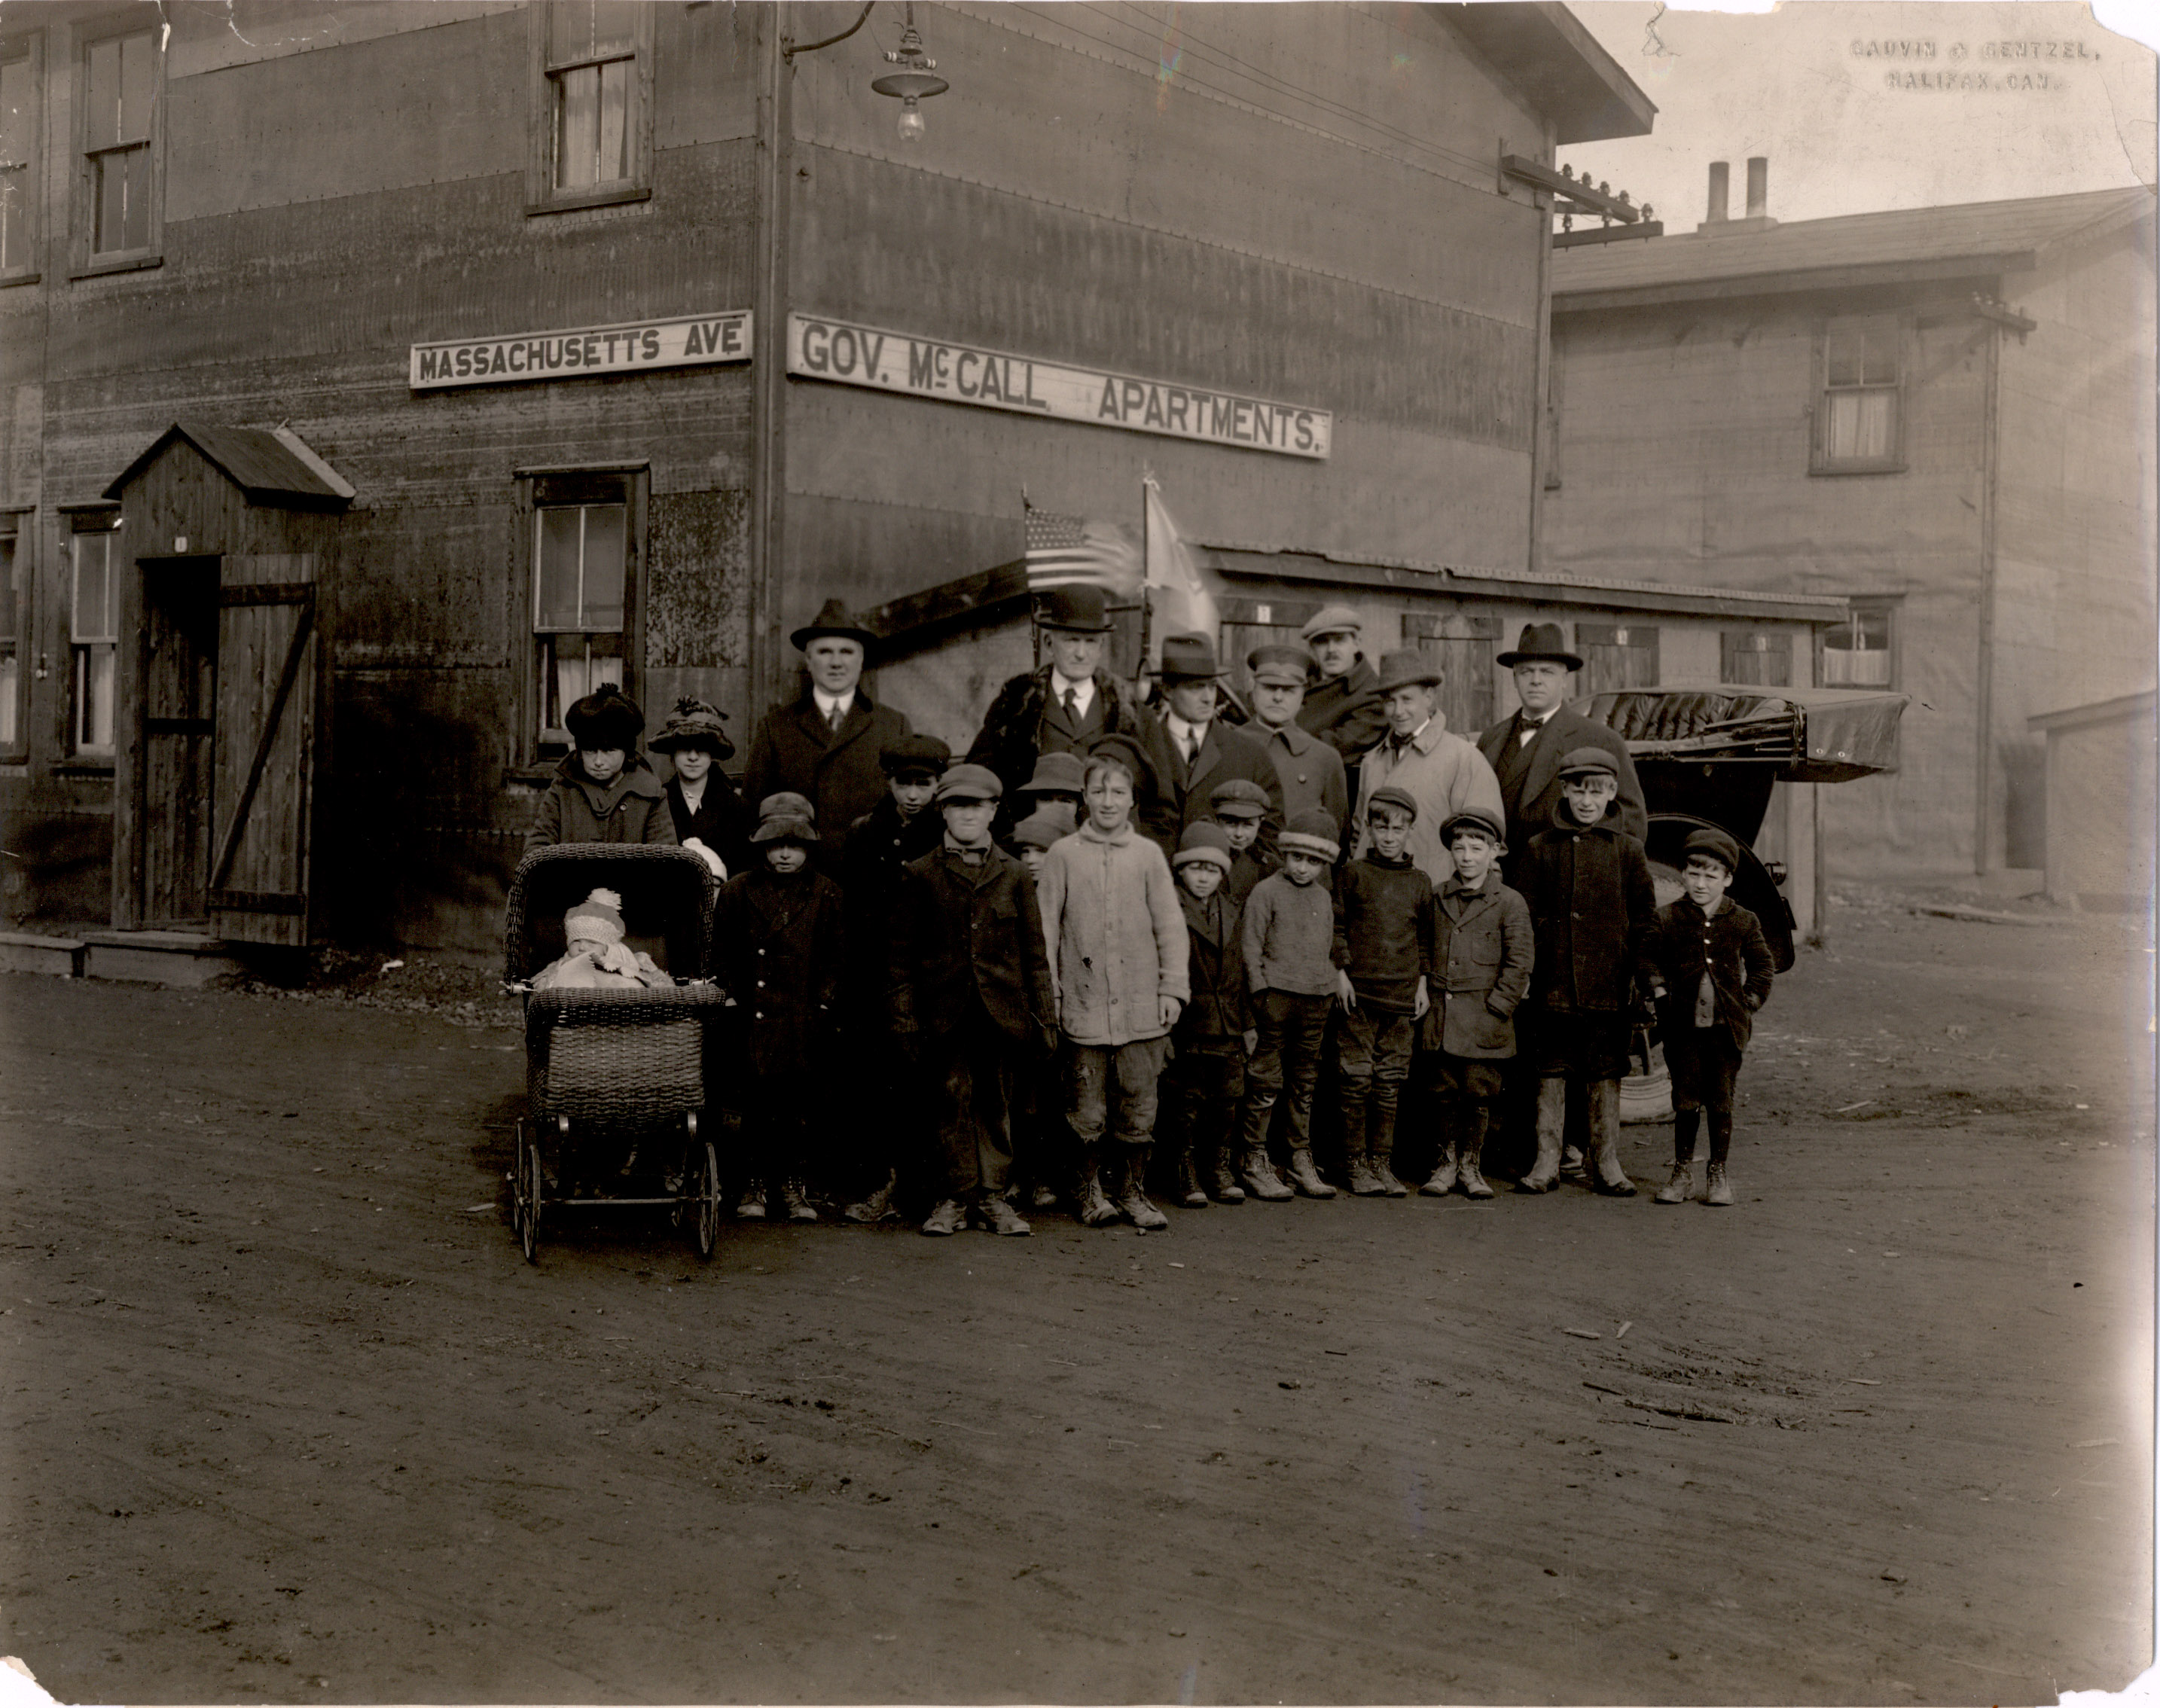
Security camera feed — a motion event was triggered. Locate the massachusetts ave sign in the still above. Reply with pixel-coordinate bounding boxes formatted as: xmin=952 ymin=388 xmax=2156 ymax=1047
xmin=410 ymin=311 xmax=752 ymax=390
xmin=786 ymin=313 xmax=1331 ymax=459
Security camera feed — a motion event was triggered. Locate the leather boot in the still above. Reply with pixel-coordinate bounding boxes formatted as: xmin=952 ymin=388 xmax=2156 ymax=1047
xmin=1241 ymin=1145 xmax=1294 ymax=1201
xmin=920 ymin=1197 xmax=965 ymax=1236
xmin=1586 ymin=1078 xmax=1636 ymax=1197
xmin=1369 ymin=1085 xmax=1408 ymax=1195
xmin=777 ymin=1179 xmax=819 ymax=1222
xmin=1173 ymin=1146 xmax=1209 ymax=1209
xmin=1369 ymin=1139 xmax=1408 ymax=1197
xmin=1342 ymin=1099 xmax=1384 ymax=1195
xmin=735 ymin=1177 xmax=769 ymax=1220
xmin=1516 ymin=1080 xmax=1567 ymax=1193
xmin=1075 ymin=1147 xmax=1121 ymax=1227
xmin=1422 ymin=1142 xmax=1460 ymax=1197
xmin=1285 ymin=1147 xmax=1336 ymax=1199
xmin=1207 ymin=1141 xmax=1246 ymax=1203
xmin=971 ymin=1194 xmax=1032 ymax=1236
xmin=1655 ymin=1111 xmax=1698 ymax=1204
xmin=1118 ymin=1145 xmax=1170 ymax=1229
xmin=843 ymin=1169 xmax=898 ymax=1224
xmin=1457 ymin=1106 xmax=1494 ymax=1199
xmin=1704 ymin=1162 xmax=1734 ymax=1206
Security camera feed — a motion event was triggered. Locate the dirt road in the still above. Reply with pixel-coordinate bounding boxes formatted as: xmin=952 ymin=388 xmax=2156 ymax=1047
xmin=1 ymin=900 xmax=2150 ymax=1704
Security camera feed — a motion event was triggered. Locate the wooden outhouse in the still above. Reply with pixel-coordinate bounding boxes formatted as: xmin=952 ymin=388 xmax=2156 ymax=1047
xmin=101 ymin=425 xmax=352 ymax=947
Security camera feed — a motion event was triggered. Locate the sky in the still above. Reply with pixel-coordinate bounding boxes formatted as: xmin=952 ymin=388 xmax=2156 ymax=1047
xmin=1559 ymin=1 xmax=2158 ymax=228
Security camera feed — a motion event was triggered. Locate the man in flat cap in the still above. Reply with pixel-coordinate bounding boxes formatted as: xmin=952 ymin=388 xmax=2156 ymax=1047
xmin=1130 ymin=633 xmax=1284 ymax=856
xmin=1246 ymin=642 xmax=1349 ymax=831
xmin=1476 ymin=622 xmax=1646 ymax=862
xmin=1352 ymin=650 xmax=1505 ymax=888
xmin=743 ymin=598 xmax=915 ymax=861
xmin=1295 ymin=605 xmax=1390 ymax=822
xmin=967 ymin=584 xmax=1147 ymax=830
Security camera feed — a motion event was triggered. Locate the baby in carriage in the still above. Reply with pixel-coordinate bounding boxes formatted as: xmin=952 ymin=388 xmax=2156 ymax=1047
xmin=531 ymin=888 xmax=672 ymax=992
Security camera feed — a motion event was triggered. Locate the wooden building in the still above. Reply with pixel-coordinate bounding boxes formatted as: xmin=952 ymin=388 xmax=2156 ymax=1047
xmin=1542 ymin=175 xmax=2158 ymax=879
xmin=0 ymin=0 xmax=1667 ymax=953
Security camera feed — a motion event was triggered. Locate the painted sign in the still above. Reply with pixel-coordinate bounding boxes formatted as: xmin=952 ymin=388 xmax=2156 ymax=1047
xmin=786 ymin=313 xmax=1331 ymax=459
xmin=409 ymin=310 xmax=753 ymax=390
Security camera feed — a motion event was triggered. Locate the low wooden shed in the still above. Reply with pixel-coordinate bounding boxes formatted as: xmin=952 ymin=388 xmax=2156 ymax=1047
xmin=102 ymin=424 xmax=352 ymax=947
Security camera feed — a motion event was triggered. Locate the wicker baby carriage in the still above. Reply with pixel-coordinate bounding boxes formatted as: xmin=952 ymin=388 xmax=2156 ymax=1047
xmin=502 ymin=844 xmax=730 ymax=1263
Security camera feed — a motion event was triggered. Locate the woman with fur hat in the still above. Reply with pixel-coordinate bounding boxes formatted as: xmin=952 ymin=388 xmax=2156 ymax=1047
xmin=524 ymin=683 xmax=679 ymax=851
xmin=650 ymin=697 xmax=750 ymax=878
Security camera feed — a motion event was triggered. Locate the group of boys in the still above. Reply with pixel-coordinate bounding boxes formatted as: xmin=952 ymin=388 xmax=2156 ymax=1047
xmin=527 ymin=612 xmax=1777 ymax=1237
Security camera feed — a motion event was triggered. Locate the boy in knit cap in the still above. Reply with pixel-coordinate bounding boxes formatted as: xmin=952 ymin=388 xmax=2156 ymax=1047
xmin=1158 ymin=822 xmax=1250 ymax=1207
xmin=712 ymin=793 xmax=845 ymax=1223
xmin=1332 ymin=785 xmax=1435 ymax=1197
xmin=1643 ymin=827 xmax=1774 ymax=1207
xmin=888 ymin=765 xmax=1058 ymax=1237
xmin=526 ymin=683 xmax=678 ymax=851
xmin=1038 ymin=739 xmax=1190 ymax=1230
xmin=1210 ymin=777 xmax=1274 ymax=910
xmin=1423 ymin=809 xmax=1534 ymax=1200
xmin=1236 ymin=809 xmax=1342 ymax=1200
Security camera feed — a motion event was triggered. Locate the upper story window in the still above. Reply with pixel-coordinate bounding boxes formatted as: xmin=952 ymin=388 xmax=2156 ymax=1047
xmin=529 ymin=2 xmax=652 ymax=214
xmin=1814 ymin=316 xmax=1905 ymax=474
xmin=1819 ymin=599 xmax=1898 ymax=688
xmin=76 ymin=15 xmax=161 ymax=273
xmin=70 ymin=512 xmax=121 ymax=756
xmin=0 ymin=35 xmax=40 ymax=279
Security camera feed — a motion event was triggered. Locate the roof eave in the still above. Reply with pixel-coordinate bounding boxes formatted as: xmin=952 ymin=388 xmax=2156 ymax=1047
xmin=1438 ymin=2 xmax=1655 ymax=145
xmin=1555 ymin=252 xmax=2037 ymax=313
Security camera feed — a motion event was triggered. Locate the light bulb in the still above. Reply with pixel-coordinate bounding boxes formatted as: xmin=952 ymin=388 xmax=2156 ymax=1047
xmin=896 ymin=98 xmax=926 ymax=144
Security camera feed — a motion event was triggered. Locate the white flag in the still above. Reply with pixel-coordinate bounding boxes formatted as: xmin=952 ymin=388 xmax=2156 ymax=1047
xmin=1143 ymin=476 xmax=1219 ymax=663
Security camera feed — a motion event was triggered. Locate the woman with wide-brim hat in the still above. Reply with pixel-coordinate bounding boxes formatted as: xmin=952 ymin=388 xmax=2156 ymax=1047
xmin=649 ymin=696 xmax=752 ymax=878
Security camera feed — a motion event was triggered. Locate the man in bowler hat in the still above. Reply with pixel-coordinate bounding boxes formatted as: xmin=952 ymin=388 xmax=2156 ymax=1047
xmin=1476 ymin=623 xmax=1646 ymax=857
xmin=1130 ymin=633 xmax=1284 ymax=856
xmin=967 ymin=584 xmax=1147 ymax=825
xmin=743 ymin=599 xmax=915 ymax=859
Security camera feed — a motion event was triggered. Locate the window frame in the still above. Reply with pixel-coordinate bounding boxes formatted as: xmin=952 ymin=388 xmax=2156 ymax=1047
xmin=1816 ymin=597 xmax=1901 ymax=691
xmin=0 ymin=30 xmax=44 ymax=286
xmin=516 ymin=465 xmax=648 ymax=769
xmin=1719 ymin=626 xmax=1795 ymax=689
xmin=0 ymin=508 xmax=29 ymax=761
xmin=72 ymin=8 xmax=163 ymax=279
xmin=1576 ymin=622 xmax=1661 ymax=695
xmin=67 ymin=509 xmax=122 ymax=759
xmin=1811 ymin=313 xmax=1908 ymax=476
xmin=526 ymin=2 xmax=654 ymax=217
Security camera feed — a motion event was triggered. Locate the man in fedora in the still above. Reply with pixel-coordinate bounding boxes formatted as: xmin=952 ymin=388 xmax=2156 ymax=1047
xmin=1130 ymin=633 xmax=1283 ymax=856
xmin=1295 ymin=605 xmax=1390 ymax=764
xmin=1246 ymin=643 xmax=1348 ymax=830
xmin=743 ymin=598 xmax=915 ymax=859
xmin=1353 ymin=650 xmax=1505 ymax=887
xmin=967 ymin=584 xmax=1146 ymax=828
xmin=1476 ymin=622 xmax=1646 ymax=859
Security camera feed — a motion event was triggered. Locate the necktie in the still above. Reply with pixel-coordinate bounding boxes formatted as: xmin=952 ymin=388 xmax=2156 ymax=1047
xmin=1185 ymin=729 xmax=1201 ymax=767
xmin=1063 ymin=688 xmax=1079 ymax=721
xmin=828 ymin=701 xmax=846 ymax=734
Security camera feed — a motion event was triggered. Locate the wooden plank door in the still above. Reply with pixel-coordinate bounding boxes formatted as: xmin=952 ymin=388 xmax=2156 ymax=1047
xmin=209 ymin=554 xmax=319 ymax=947
xmin=139 ymin=556 xmax=221 ymax=925
xmin=1402 ymin=611 xmax=1503 ymax=740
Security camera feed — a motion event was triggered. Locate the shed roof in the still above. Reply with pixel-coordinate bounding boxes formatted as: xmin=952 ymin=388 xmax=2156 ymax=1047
xmin=104 ymin=422 xmax=355 ymax=509
xmin=1441 ymin=3 xmax=1655 ymax=145
xmin=1554 ymin=185 xmax=2155 ymax=310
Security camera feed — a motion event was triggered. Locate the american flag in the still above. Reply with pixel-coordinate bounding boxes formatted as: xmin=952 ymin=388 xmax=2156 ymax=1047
xmin=1024 ymin=502 xmax=1143 ymax=597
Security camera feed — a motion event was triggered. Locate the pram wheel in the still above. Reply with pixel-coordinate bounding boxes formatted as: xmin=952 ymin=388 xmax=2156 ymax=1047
xmin=693 ymin=1134 xmax=722 ymax=1259
xmin=515 ymin=1123 xmax=545 ymax=1264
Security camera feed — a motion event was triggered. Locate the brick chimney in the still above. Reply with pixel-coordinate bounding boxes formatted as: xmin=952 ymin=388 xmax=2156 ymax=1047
xmin=1746 ymin=156 xmax=1769 ymax=218
xmin=1702 ymin=160 xmax=1730 ymax=229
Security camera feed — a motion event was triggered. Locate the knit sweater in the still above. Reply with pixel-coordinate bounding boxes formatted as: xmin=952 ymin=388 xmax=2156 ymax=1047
xmin=1332 ymin=851 xmax=1436 ymax=1013
xmin=1037 ymin=818 xmax=1190 ymax=1045
xmin=1241 ymin=871 xmax=1336 ymax=997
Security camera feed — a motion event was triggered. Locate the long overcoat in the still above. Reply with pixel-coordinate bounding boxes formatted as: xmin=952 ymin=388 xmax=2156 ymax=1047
xmin=1130 ymin=712 xmax=1285 ymax=857
xmin=525 ymin=753 xmax=678 ymax=852
xmin=1252 ymin=718 xmax=1349 ymax=830
xmin=1173 ymin=886 xmax=1246 ymax=1045
xmin=966 ymin=666 xmax=1146 ymax=805
xmin=1512 ymin=816 xmax=1658 ymax=1015
xmin=887 ymin=845 xmax=1057 ymax=1051
xmin=1427 ymin=871 xmax=1535 ymax=1058
xmin=1036 ymin=820 xmax=1190 ymax=1045
xmin=741 ymin=690 xmax=913 ymax=854
xmin=663 ymin=773 xmax=752 ymax=876
xmin=1475 ymin=705 xmax=1648 ymax=850
xmin=1646 ymin=895 xmax=1775 ymax=1051
xmin=712 ymin=866 xmax=846 ymax=1078
xmin=1296 ymin=657 xmax=1390 ymax=761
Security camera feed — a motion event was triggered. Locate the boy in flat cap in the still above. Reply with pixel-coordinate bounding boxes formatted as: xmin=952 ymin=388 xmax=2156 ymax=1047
xmin=837 ymin=734 xmax=952 ymax=1223
xmin=712 ymin=793 xmax=846 ymax=1222
xmin=1210 ymin=778 xmax=1274 ymax=911
xmin=1038 ymin=740 xmax=1190 ymax=1229
xmin=1423 ymin=809 xmax=1533 ymax=1200
xmin=888 ymin=765 xmax=1058 ymax=1237
xmin=1511 ymin=749 xmax=1658 ymax=1197
xmin=1332 ymin=785 xmax=1436 ymax=1197
xmin=1132 ymin=633 xmax=1283 ymax=858
xmin=650 ymin=697 xmax=749 ymax=877
xmin=1246 ymin=643 xmax=1349 ymax=829
xmin=1237 ymin=809 xmax=1344 ymax=1200
xmin=526 ymin=683 xmax=678 ymax=851
xmin=1643 ymin=828 xmax=1774 ymax=1207
xmin=1158 ymin=822 xmax=1252 ymax=1207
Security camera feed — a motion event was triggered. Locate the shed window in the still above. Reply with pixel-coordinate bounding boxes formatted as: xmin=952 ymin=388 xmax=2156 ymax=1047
xmin=70 ymin=515 xmax=121 ymax=755
xmin=84 ymin=28 xmax=155 ymax=258
xmin=1578 ymin=624 xmax=1659 ymax=696
xmin=1814 ymin=318 xmax=1904 ymax=473
xmin=0 ymin=517 xmax=21 ymax=752
xmin=532 ymin=2 xmax=651 ymax=211
xmin=1721 ymin=628 xmax=1794 ymax=688
xmin=0 ymin=38 xmax=38 ymax=276
xmin=532 ymin=475 xmax=635 ymax=746
xmin=1820 ymin=601 xmax=1897 ymax=688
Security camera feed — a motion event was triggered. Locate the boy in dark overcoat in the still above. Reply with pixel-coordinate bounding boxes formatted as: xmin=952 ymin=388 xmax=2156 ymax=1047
xmin=837 ymin=734 xmax=951 ymax=1223
xmin=888 ymin=766 xmax=1058 ymax=1237
xmin=1158 ymin=822 xmax=1250 ymax=1207
xmin=1332 ymin=785 xmax=1435 ymax=1198
xmin=649 ymin=697 xmax=751 ymax=877
xmin=712 ymin=793 xmax=846 ymax=1223
xmin=1511 ymin=749 xmax=1658 ymax=1197
xmin=525 ymin=684 xmax=678 ymax=851
xmin=1421 ymin=809 xmax=1533 ymax=1200
xmin=1643 ymin=828 xmax=1775 ymax=1207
